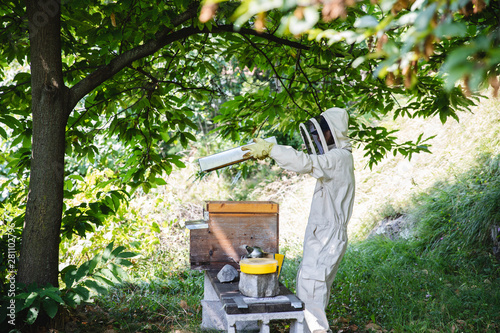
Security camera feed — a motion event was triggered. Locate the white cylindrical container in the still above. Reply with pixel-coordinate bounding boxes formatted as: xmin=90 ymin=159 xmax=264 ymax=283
xmin=198 ymin=137 xmax=277 ymax=172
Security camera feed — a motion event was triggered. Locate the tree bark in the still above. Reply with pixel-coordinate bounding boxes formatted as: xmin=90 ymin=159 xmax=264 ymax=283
xmin=18 ymin=0 xmax=70 ymax=287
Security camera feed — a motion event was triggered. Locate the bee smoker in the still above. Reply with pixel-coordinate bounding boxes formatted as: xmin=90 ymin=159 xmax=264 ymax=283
xmin=198 ymin=137 xmax=277 ymax=172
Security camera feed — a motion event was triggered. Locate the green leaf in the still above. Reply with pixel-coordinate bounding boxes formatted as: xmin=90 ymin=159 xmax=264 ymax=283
xmin=151 ymin=222 xmax=161 ymax=233
xmin=142 ymin=182 xmax=151 ymax=194
xmin=72 ymin=286 xmax=90 ymax=301
xmin=115 ymin=258 xmax=133 ymax=267
xmin=116 ymin=251 xmax=138 ymax=259
xmin=63 ymin=291 xmax=81 ymax=308
xmin=42 ymin=298 xmax=59 ymax=318
xmin=203 ymin=60 xmax=218 ymax=75
xmin=168 ymin=156 xmax=185 ymax=168
xmin=154 ymin=177 xmax=167 ymax=185
xmin=110 ymin=192 xmax=122 ymax=211
xmin=84 ymin=280 xmax=108 ymax=294
xmin=93 ymin=274 xmax=115 ymax=286
xmin=110 ymin=245 xmax=126 ymax=259
xmin=89 ymin=202 xmax=99 ymax=214
xmin=61 ymin=265 xmax=77 ymax=288
xmin=99 ymin=202 xmax=114 ymax=215
xmin=74 ymin=258 xmax=97 ymax=284
xmin=434 ymin=22 xmax=467 ymax=39
xmin=354 ymin=15 xmax=379 ymax=29
xmin=26 ymin=307 xmax=39 ymax=325
xmin=108 ymin=262 xmax=128 ymax=280
xmin=0 ymin=126 xmax=7 ymax=139
xmin=22 ymin=292 xmax=39 ymax=309
xmin=182 ymin=131 xmax=196 ymax=141
xmin=102 ymin=242 xmax=114 ymax=261
xmin=97 ymin=268 xmax=121 ymax=284
xmin=44 ymin=290 xmax=65 ymax=305
xmin=414 ymin=3 xmax=437 ymax=31
xmin=87 ymin=257 xmax=99 ymax=275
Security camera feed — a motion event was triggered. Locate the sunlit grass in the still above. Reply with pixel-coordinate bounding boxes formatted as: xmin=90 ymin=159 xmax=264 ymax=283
xmin=329 ymin=236 xmax=500 ymax=332
xmin=94 ymin=271 xmax=204 ymax=332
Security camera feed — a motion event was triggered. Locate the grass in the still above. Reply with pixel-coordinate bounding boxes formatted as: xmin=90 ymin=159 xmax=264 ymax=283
xmin=329 ymin=237 xmax=500 ymax=332
xmin=94 ymin=271 xmax=204 ymax=332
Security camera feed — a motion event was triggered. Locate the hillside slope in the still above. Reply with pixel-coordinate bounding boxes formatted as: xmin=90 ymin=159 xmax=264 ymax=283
xmin=235 ymin=95 xmax=500 ymax=244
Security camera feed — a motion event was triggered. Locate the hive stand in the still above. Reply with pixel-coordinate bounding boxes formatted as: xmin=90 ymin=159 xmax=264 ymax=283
xmin=202 ymin=270 xmax=304 ymax=333
xmin=189 ymin=201 xmax=305 ymax=332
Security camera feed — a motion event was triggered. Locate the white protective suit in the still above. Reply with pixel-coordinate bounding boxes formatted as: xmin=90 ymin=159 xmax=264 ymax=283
xmin=269 ymin=108 xmax=355 ymax=332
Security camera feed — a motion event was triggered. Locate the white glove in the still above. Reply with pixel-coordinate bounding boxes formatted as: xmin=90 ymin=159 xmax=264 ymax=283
xmin=241 ymin=138 xmax=275 ymax=160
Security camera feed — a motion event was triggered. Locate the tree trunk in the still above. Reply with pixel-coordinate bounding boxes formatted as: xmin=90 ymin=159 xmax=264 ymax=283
xmin=18 ymin=0 xmax=69 ymax=287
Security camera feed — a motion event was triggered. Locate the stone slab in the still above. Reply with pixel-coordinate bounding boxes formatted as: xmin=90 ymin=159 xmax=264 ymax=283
xmin=238 ymin=271 xmax=279 ymax=297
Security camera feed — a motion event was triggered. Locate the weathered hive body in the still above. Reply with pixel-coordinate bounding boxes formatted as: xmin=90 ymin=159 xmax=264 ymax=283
xmin=189 ymin=201 xmax=279 ymax=271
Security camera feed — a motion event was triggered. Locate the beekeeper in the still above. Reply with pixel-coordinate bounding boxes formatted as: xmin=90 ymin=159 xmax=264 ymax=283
xmin=242 ymin=107 xmax=355 ymax=333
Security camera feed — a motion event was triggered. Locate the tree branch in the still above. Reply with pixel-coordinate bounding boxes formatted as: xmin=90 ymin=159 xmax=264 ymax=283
xmin=68 ymin=1 xmax=200 ymax=110
xmin=297 ymin=64 xmax=323 ymax=113
xmin=240 ymin=34 xmax=316 ymax=118
xmin=213 ymin=25 xmax=310 ymax=51
xmin=68 ymin=86 xmax=144 ymax=129
xmin=68 ymin=10 xmax=312 ymax=114
xmin=240 ymin=34 xmax=299 ymax=110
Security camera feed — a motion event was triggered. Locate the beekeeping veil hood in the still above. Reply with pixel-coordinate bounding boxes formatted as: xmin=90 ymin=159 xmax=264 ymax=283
xmin=299 ymin=107 xmax=351 ymax=154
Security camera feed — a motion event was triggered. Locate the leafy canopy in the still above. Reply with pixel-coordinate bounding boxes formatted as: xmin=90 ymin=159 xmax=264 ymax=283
xmin=0 ymin=0 xmax=479 ymax=242
xmin=205 ymin=0 xmax=499 ymax=95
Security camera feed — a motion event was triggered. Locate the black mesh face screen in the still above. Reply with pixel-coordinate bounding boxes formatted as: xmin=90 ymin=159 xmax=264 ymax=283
xmin=300 ymin=126 xmax=313 ymax=155
xmin=308 ymin=118 xmax=325 ymax=155
xmin=319 ymin=116 xmax=335 ymax=146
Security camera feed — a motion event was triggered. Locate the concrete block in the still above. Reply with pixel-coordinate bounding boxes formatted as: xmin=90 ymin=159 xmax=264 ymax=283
xmin=204 ymin=272 xmax=219 ymax=301
xmin=201 ymin=300 xmax=260 ymax=332
xmin=226 ymin=311 xmax=305 ymax=333
xmin=201 ymin=300 xmax=227 ymax=330
xmin=238 ymin=272 xmax=279 ymax=297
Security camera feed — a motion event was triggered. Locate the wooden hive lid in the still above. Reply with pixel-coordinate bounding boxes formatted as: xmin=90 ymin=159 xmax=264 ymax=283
xmin=205 ymin=201 xmax=278 ymax=214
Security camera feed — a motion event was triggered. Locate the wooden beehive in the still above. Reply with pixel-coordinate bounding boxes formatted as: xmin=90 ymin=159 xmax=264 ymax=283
xmin=190 ymin=201 xmax=279 ymax=271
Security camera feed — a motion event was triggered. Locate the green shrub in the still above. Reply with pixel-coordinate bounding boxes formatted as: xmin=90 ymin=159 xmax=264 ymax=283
xmin=0 ymin=243 xmax=137 ymax=328
xmin=412 ymin=154 xmax=500 ymax=269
